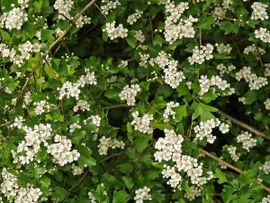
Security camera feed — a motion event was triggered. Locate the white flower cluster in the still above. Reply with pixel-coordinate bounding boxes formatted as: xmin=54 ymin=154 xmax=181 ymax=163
xmin=12 ymin=124 xmax=53 ymax=165
xmin=53 ymin=0 xmax=90 ymax=27
xmin=71 ymin=164 xmax=83 ymax=175
xmin=261 ymin=195 xmax=270 ymax=203
xmin=33 ymin=100 xmax=52 ymax=115
xmin=199 ymin=75 xmax=235 ymax=96
xmin=184 ymin=186 xmax=202 ymax=201
xmin=90 ymin=115 xmax=101 ymax=127
xmin=58 ymin=70 xmax=97 ymax=100
xmin=47 ymin=134 xmax=80 ymax=166
xmin=103 ymin=21 xmax=128 ymax=40
xmin=0 ymin=7 xmax=28 ymax=30
xmin=188 ymin=44 xmax=214 ymax=65
xmin=134 ymin=187 xmax=152 ymax=203
xmin=88 ymin=191 xmax=97 ymax=203
xmin=131 ymin=111 xmax=154 ymax=134
xmin=10 ymin=116 xmax=25 ymax=129
xmin=0 ymin=41 xmax=41 ymax=66
xmin=264 ymin=98 xmax=270 ymax=110
xmin=216 ymin=63 xmax=236 ymax=76
xmin=138 ymin=52 xmax=150 ymax=68
xmin=163 ymin=101 xmax=179 ymax=122
xmin=235 ymin=66 xmax=268 ymax=90
xmin=194 ymin=119 xmax=229 ymax=144
xmin=127 ymin=10 xmax=143 ymax=25
xmin=243 ymin=44 xmax=265 ymax=59
xmin=18 ymin=0 xmax=30 ymax=8
xmin=73 ymin=99 xmax=90 ymax=112
xmin=260 ymin=161 xmax=270 ymax=174
xmin=119 ymin=84 xmax=141 ymax=106
xmin=0 ymin=168 xmax=42 ymax=203
xmin=255 ymin=28 xmax=270 ymax=43
xmin=164 ymin=1 xmax=198 ymax=44
xmin=251 ymin=2 xmax=268 ymax=21
xmin=154 ymin=129 xmax=214 ymax=190
xmin=226 ymin=145 xmax=239 ymax=161
xmin=69 ymin=122 xmax=81 ymax=133
xmin=264 ymin=63 xmax=270 ymax=77
xmin=98 ymin=136 xmax=125 ymax=155
xmin=134 ymin=30 xmax=145 ymax=43
xmin=236 ymin=131 xmax=257 ymax=152
xmin=154 ymin=51 xmax=186 ymax=89
xmin=53 ymin=0 xmax=73 ymax=20
xmin=215 ymin=43 xmax=232 ymax=54
xmin=100 ymin=0 xmax=121 ymax=16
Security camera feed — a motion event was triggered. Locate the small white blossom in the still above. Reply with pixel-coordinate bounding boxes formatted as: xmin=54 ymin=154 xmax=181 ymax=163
xmin=0 ymin=7 xmax=28 ymax=30
xmin=134 ymin=187 xmax=152 ymax=203
xmin=127 ymin=10 xmax=143 ymax=25
xmin=103 ymin=21 xmax=128 ymax=40
xmin=264 ymin=98 xmax=270 ymax=110
xmin=260 ymin=161 xmax=270 ymax=174
xmin=236 ymin=131 xmax=257 ymax=152
xmin=251 ymin=2 xmax=268 ymax=21
xmin=119 ymin=84 xmax=141 ymax=106
xmin=255 ymin=27 xmax=270 ymax=43
xmin=131 ymin=111 xmax=154 ymax=134
xmin=163 ymin=101 xmax=179 ymax=122
xmin=188 ymin=44 xmax=214 ymax=65
xmin=98 ymin=136 xmax=125 ymax=155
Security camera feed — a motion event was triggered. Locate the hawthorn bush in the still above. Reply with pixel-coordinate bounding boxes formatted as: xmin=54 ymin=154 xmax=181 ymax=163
xmin=1 ymin=0 xmax=270 ymax=202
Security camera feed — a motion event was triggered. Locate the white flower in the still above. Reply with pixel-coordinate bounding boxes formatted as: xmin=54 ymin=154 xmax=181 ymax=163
xmin=188 ymin=44 xmax=214 ymax=65
xmin=34 ymin=100 xmax=51 ymax=115
xmin=251 ymin=2 xmax=268 ymax=21
xmin=98 ymin=136 xmax=125 ymax=155
xmin=127 ymin=10 xmax=143 ymax=25
xmin=119 ymin=84 xmax=141 ymax=106
xmin=73 ymin=100 xmax=90 ymax=112
xmin=72 ymin=164 xmax=83 ymax=175
xmin=134 ymin=30 xmax=145 ymax=43
xmin=215 ymin=43 xmax=232 ymax=54
xmin=260 ymin=161 xmax=270 ymax=174
xmin=91 ymin=115 xmax=101 ymax=127
xmin=236 ymin=131 xmax=257 ymax=152
xmin=134 ymin=187 xmax=152 ymax=203
xmin=255 ymin=27 xmax=270 ymax=43
xmin=69 ymin=122 xmax=81 ymax=133
xmin=0 ymin=7 xmax=28 ymax=30
xmin=103 ymin=21 xmax=128 ymax=40
xmin=264 ymin=98 xmax=270 ymax=110
xmin=163 ymin=101 xmax=179 ymax=122
xmin=261 ymin=195 xmax=270 ymax=203
xmin=235 ymin=66 xmax=268 ymax=90
xmin=219 ymin=123 xmax=230 ymax=134
xmin=131 ymin=111 xmax=154 ymax=134
xmin=100 ymin=0 xmax=121 ymax=16
xmin=47 ymin=134 xmax=80 ymax=166
xmin=53 ymin=0 xmax=73 ymax=20
xmin=226 ymin=145 xmax=239 ymax=161
xmin=194 ymin=119 xmax=222 ymax=144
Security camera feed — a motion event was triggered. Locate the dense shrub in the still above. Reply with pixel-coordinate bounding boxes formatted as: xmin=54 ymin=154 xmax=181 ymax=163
xmin=0 ymin=0 xmax=270 ymax=202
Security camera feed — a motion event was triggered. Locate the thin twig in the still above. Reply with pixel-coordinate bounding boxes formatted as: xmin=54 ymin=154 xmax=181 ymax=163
xmin=99 ymin=152 xmax=124 ymax=163
xmin=200 ymin=149 xmax=270 ymax=193
xmin=216 ymin=111 xmax=270 ymax=141
xmin=104 ymin=104 xmax=130 ymax=110
xmin=63 ymin=171 xmax=89 ymax=202
xmin=44 ymin=0 xmax=96 ymax=57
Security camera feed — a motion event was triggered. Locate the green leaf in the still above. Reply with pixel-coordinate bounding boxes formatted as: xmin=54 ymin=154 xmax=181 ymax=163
xmin=192 ymin=103 xmax=218 ymax=121
xmin=126 ymin=35 xmax=137 ymax=48
xmin=112 ymin=190 xmax=128 ymax=203
xmin=175 ymin=105 xmax=187 ymax=122
xmin=215 ymin=168 xmax=227 ymax=184
xmin=52 ymin=186 xmax=68 ymax=201
xmin=198 ymin=16 xmax=215 ymax=30
xmin=134 ymin=134 xmax=151 ymax=152
xmin=219 ymin=21 xmax=239 ymax=35
xmin=153 ymin=34 xmax=164 ymax=47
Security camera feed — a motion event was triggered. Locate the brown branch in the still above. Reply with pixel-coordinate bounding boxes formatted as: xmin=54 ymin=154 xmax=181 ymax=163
xmin=104 ymin=104 xmax=130 ymax=110
xmin=63 ymin=171 xmax=89 ymax=202
xmin=216 ymin=111 xmax=270 ymax=141
xmin=200 ymin=149 xmax=270 ymax=193
xmin=44 ymin=0 xmax=96 ymax=57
